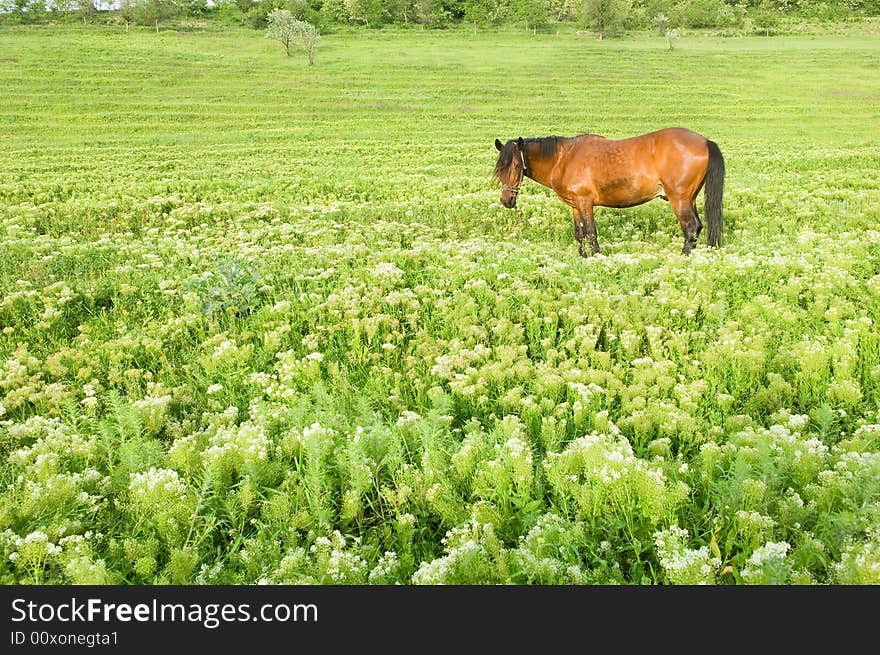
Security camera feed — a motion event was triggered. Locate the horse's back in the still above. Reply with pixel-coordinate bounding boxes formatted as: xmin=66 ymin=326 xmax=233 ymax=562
xmin=650 ymin=127 xmax=710 ymax=151
xmin=568 ymin=128 xmax=707 ymax=160
xmin=557 ymin=128 xmax=711 ymax=208
xmin=606 ymin=127 xmax=708 ymax=150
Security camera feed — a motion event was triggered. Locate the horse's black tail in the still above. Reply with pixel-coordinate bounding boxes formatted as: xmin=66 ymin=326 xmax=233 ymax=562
xmin=704 ymin=140 xmax=724 ymax=248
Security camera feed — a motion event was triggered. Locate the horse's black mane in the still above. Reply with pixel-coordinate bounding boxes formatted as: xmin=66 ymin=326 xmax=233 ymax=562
xmin=528 ymin=136 xmax=561 ymax=158
xmin=493 ymin=136 xmax=563 ymax=182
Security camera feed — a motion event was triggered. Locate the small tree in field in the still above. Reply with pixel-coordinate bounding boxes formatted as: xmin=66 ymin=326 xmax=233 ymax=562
xmin=583 ymin=0 xmax=631 ymax=40
xmin=119 ymin=0 xmax=136 ymax=31
xmin=135 ymin=0 xmax=177 ymax=32
xmin=267 ymin=10 xmax=294 ymax=55
xmin=266 ymin=9 xmax=320 ymax=65
xmin=513 ymin=0 xmax=550 ymax=32
xmin=653 ymin=13 xmax=678 ymax=50
xmin=77 ymin=0 xmax=96 ymax=24
xmin=653 ymin=12 xmax=669 ymax=34
xmin=296 ymin=22 xmax=320 ymax=65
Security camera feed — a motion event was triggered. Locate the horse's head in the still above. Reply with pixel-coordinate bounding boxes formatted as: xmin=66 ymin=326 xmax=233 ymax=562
xmin=493 ymin=137 xmax=527 ymax=209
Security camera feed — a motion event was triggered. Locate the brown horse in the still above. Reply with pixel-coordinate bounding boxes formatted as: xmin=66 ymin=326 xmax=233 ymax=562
xmin=493 ymin=128 xmax=724 ymax=256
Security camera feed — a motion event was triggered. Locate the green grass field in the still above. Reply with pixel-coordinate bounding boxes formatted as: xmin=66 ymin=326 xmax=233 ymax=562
xmin=1 ymin=23 xmax=879 ymax=584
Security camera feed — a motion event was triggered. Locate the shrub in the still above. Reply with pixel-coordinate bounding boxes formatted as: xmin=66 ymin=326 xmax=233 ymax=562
xmin=265 ymin=9 xmax=321 ymax=64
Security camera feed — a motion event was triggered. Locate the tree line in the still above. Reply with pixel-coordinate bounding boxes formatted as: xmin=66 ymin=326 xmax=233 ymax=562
xmin=2 ymin=0 xmax=878 ymax=35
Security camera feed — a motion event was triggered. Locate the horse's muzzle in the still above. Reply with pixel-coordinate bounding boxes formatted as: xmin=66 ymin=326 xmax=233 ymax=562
xmin=502 ymin=196 xmax=516 ymax=209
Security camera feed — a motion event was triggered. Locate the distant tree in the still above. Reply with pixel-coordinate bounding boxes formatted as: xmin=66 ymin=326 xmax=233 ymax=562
xmin=752 ymin=9 xmax=778 ymax=35
xmin=4 ymin=0 xmax=48 ymax=23
xmin=343 ymin=0 xmax=385 ymax=26
xmin=583 ymin=0 xmax=631 ymax=39
xmin=513 ymin=0 xmax=550 ymax=30
xmin=77 ymin=0 xmax=96 ymax=23
xmin=319 ymin=0 xmax=348 ymax=23
xmin=634 ymin=0 xmax=674 ymax=23
xmin=179 ymin=0 xmax=209 ymax=18
xmin=653 ymin=11 xmax=668 ymax=32
xmin=266 ymin=9 xmax=321 ymax=63
xmin=462 ymin=0 xmax=489 ymax=25
xmin=463 ymin=0 xmax=509 ymax=26
xmin=244 ymin=1 xmax=272 ymax=28
xmin=547 ymin=0 xmax=578 ymax=20
xmin=234 ymin=0 xmax=253 ymax=14
xmin=413 ymin=0 xmax=451 ymax=26
xmin=672 ymin=0 xmax=731 ymax=28
xmin=856 ymin=0 xmax=880 ymax=14
xmin=118 ymin=0 xmax=136 ymax=29
xmin=51 ymin=0 xmax=77 ymax=17
xmin=386 ymin=0 xmax=416 ymax=24
xmin=287 ymin=0 xmax=319 ymax=22
xmin=212 ymin=0 xmax=240 ymax=21
xmin=135 ymin=0 xmax=178 ymax=31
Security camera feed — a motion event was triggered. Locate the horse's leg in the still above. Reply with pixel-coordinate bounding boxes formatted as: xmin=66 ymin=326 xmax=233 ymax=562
xmin=671 ymin=198 xmax=701 ymax=255
xmin=690 ymin=189 xmax=704 ymax=242
xmin=572 ymin=209 xmax=586 ymax=257
xmin=578 ymin=200 xmax=600 ymax=255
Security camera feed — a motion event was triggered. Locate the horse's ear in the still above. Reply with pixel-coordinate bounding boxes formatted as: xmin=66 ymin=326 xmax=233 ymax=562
xmin=517 ymin=137 xmax=524 ymax=150
xmin=495 ymin=139 xmax=503 ymax=151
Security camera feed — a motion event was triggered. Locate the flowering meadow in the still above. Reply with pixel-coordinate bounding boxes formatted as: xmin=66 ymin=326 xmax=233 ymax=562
xmin=1 ymin=24 xmax=879 ymax=585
